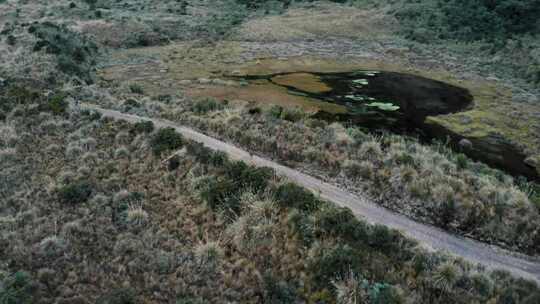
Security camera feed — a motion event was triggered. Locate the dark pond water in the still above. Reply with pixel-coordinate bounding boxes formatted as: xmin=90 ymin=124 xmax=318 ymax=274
xmin=249 ymin=70 xmax=474 ymax=133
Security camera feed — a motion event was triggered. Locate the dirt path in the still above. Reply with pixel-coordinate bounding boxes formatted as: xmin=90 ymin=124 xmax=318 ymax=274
xmin=81 ymin=103 xmax=540 ymax=283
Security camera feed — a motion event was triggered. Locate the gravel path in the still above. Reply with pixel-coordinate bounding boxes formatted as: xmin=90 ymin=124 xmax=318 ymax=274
xmin=82 ymin=103 xmax=540 ymax=283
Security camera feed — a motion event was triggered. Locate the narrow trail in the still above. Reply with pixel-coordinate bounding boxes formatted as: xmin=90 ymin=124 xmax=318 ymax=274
xmin=82 ymin=104 xmax=540 ymax=283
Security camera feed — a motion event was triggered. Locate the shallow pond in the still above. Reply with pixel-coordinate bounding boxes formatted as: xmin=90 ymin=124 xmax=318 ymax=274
xmin=244 ymin=70 xmax=473 ymax=132
xmin=236 ymin=71 xmax=539 ymax=181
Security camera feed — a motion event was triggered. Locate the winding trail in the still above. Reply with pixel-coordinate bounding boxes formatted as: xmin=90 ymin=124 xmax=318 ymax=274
xmin=82 ymin=104 xmax=540 ymax=283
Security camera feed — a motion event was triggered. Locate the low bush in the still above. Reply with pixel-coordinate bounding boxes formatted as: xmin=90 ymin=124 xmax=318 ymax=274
xmin=58 ymin=181 xmax=93 ymax=205
xmin=196 ymin=161 xmax=273 ymax=215
xmin=131 ymin=121 xmax=154 ymax=134
xmin=168 ymin=155 xmax=181 ymax=171
xmin=186 ymin=142 xmax=230 ymax=167
xmin=6 ymin=34 xmax=16 ymax=46
xmin=225 ymin=161 xmax=273 ymax=193
xmin=274 ymin=182 xmax=321 ymax=213
xmin=191 ymin=98 xmax=224 ymax=114
xmin=280 ymin=107 xmax=304 ymax=122
xmin=129 ymin=84 xmax=144 ymax=95
xmin=267 ymin=105 xmax=283 ymax=120
xmin=46 ymin=93 xmax=69 ymax=115
xmin=309 ymin=244 xmax=363 ymax=289
xmin=186 ymin=141 xmax=214 ymax=164
xmin=0 ymin=271 xmax=34 ymax=304
xmin=97 ymin=287 xmax=136 ymax=304
xmin=123 ymin=99 xmax=141 ymax=109
xmin=262 ymin=273 xmax=298 ymax=303
xmin=29 ymin=22 xmax=98 ymax=83
xmin=314 ymin=205 xmax=368 ymax=241
xmin=198 ymin=175 xmax=240 ymax=213
xmin=150 ymin=127 xmax=184 ymax=155
xmin=368 ymin=224 xmax=401 ymax=252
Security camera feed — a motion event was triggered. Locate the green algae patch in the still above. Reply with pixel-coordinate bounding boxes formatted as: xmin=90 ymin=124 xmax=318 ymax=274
xmin=367 ymin=102 xmax=400 ymax=111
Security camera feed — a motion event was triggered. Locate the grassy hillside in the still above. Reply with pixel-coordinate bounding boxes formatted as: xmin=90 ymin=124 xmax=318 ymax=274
xmin=1 ymin=1 xmax=540 ymax=302
xmin=1 ymin=86 xmax=539 ymax=304
xmin=88 ymin=83 xmax=540 ymax=255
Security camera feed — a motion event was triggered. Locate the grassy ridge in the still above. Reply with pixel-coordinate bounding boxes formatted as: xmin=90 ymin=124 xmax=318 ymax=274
xmin=1 ymin=85 xmax=539 ymax=303
xmin=114 ymin=93 xmax=539 ymax=256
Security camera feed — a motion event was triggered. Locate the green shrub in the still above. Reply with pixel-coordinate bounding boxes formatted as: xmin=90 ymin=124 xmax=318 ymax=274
xmin=267 ymin=105 xmax=283 ymax=120
xmin=6 ymin=35 xmax=16 ymax=46
xmin=314 ymin=205 xmax=368 ymax=242
xmin=123 ymin=98 xmax=141 ymax=109
xmin=0 ymin=271 xmax=34 ymax=304
xmin=309 ymin=244 xmax=363 ymax=289
xmin=0 ymin=86 xmax=39 ymax=114
xmin=81 ymin=109 xmax=102 ymax=121
xmin=157 ymin=94 xmax=172 ymax=103
xmin=186 ymin=141 xmax=213 ymax=164
xmin=209 ymin=151 xmax=228 ymax=167
xmin=224 ymin=161 xmax=273 ymax=193
xmin=131 ymin=120 xmax=154 ymax=134
xmin=287 ymin=209 xmax=315 ymax=245
xmin=196 ymin=161 xmax=272 ymax=215
xmin=151 ymin=128 xmax=184 ymax=155
xmin=280 ymin=107 xmax=304 ymax=122
xmin=192 ymin=98 xmax=224 ymax=114
xmin=527 ymin=65 xmax=540 ymax=85
xmin=168 ymin=155 xmax=181 ymax=171
xmin=262 ymin=273 xmax=297 ymax=303
xmin=186 ymin=142 xmax=229 ymax=167
xmin=129 ymin=84 xmax=144 ymax=95
xmin=274 ymin=182 xmax=321 ymax=213
xmin=29 ymin=22 xmax=98 ymax=83
xmin=203 ymin=0 xmax=249 ymax=37
xmin=365 ymin=283 xmax=404 ymax=304
xmin=176 ymin=297 xmax=205 ymax=304
xmin=456 ymin=154 xmax=469 ymax=170
xmin=198 ymin=175 xmax=241 ymax=213
xmin=58 ymin=181 xmax=93 ymax=205
xmin=368 ymin=224 xmax=400 ymax=252
xmin=47 ymin=93 xmax=69 ymax=115
xmin=97 ymin=287 xmax=136 ymax=304
xmin=83 ymin=0 xmax=97 ymax=10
